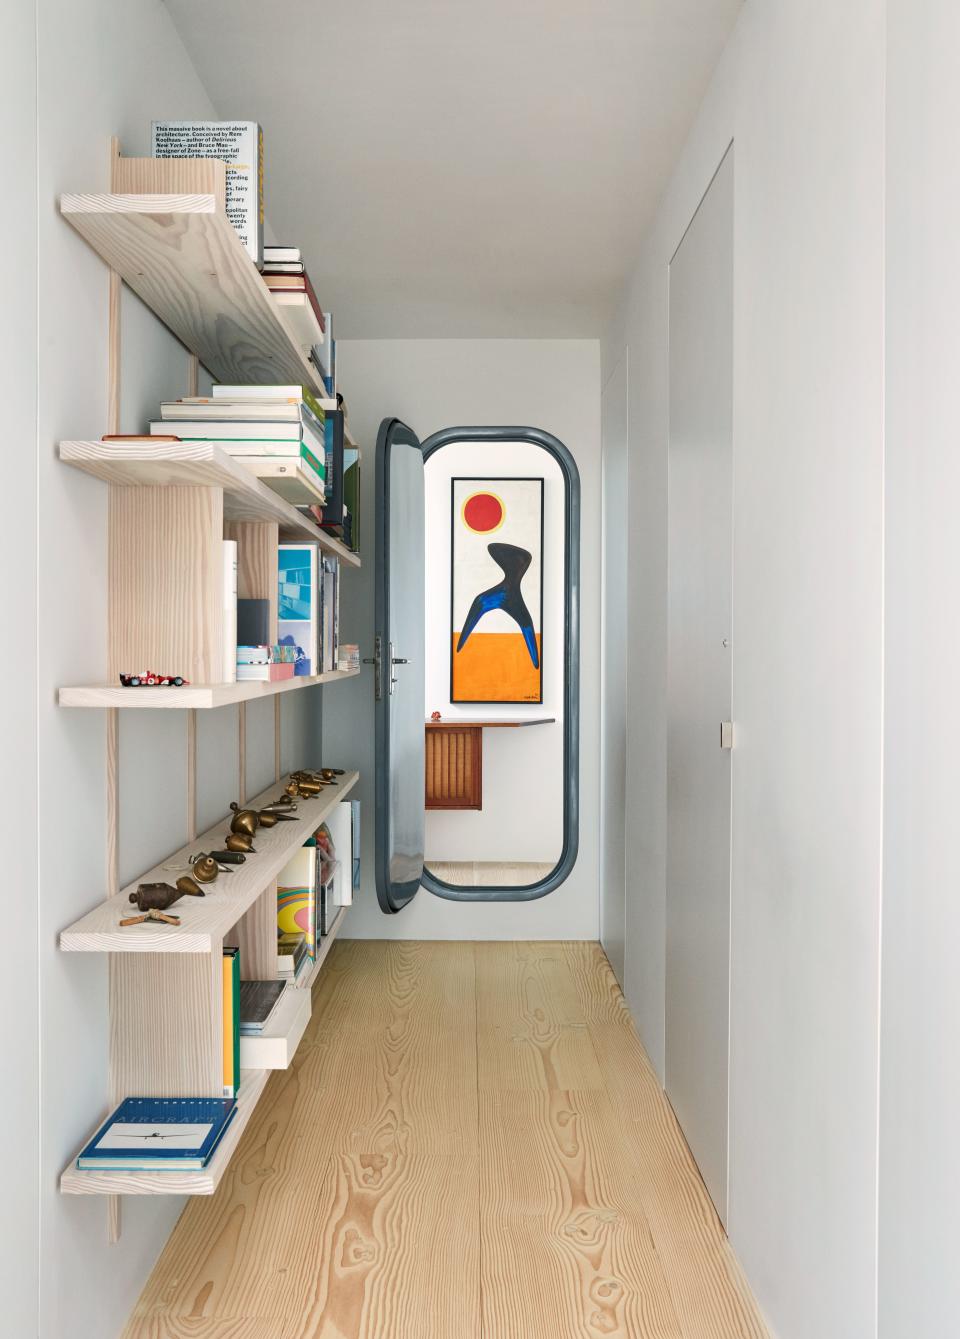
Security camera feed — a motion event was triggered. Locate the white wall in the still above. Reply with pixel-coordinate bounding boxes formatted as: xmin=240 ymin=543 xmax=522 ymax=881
xmin=1 ymin=4 xmax=39 ymax=1336
xmin=326 ymin=339 xmax=600 ymax=940
xmin=34 ymin=4 xmax=322 ymax=1336
xmin=423 ymin=441 xmax=564 ymax=864
xmin=602 ymin=3 xmax=885 ymax=1336
xmin=879 ymin=3 xmax=960 ymax=1334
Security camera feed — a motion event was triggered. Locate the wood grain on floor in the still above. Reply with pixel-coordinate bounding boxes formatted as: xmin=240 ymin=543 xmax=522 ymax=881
xmin=123 ymin=941 xmax=767 ymax=1339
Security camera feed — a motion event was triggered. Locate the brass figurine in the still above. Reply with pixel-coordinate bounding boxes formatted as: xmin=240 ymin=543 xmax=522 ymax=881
xmin=229 ymin=802 xmax=260 ymax=837
xmin=129 ymin=881 xmax=187 ymax=912
xmin=190 ymin=854 xmax=221 ymax=883
xmin=224 ymin=832 xmax=256 ymax=853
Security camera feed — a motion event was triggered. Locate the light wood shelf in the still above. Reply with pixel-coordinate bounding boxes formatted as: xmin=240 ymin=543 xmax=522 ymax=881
xmin=58 ymin=667 xmax=359 ymax=710
xmin=58 ymin=440 xmax=360 ymax=567
xmin=295 ymin=904 xmax=349 ymax=991
xmin=60 ymin=1068 xmax=270 ymax=1196
xmin=59 ymin=771 xmax=358 ymax=953
xmin=60 ymin=191 xmax=325 ymax=394
xmin=239 ymin=984 xmax=312 ymax=1070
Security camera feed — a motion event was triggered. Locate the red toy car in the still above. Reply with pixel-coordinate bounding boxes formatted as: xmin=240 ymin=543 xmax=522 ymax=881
xmin=119 ymin=671 xmax=189 ymax=687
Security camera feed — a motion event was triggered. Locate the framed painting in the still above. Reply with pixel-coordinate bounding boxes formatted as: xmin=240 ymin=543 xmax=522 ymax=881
xmin=450 ymin=477 xmax=544 ymax=703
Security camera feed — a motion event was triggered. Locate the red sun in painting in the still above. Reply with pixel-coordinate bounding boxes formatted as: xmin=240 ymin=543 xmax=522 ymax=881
xmin=462 ymin=491 xmax=505 ymax=533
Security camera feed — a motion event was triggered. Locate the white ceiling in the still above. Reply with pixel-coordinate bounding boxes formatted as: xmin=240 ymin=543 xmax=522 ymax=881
xmin=165 ymin=0 xmax=742 ymax=338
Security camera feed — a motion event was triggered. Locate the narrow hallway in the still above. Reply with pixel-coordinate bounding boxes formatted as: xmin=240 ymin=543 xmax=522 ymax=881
xmin=123 ymin=942 xmax=768 ymax=1338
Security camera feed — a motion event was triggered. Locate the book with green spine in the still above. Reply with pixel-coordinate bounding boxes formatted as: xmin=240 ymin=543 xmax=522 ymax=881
xmin=222 ymin=946 xmax=240 ymax=1099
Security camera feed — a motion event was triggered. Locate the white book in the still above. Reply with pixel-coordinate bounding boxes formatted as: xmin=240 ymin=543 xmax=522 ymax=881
xmin=263 ymin=245 xmax=301 ymax=263
xmin=238 ymin=456 xmax=326 ymax=506
xmin=312 ymin=312 xmax=333 ymax=377
xmin=161 ymin=400 xmax=305 ymax=422
xmin=213 ymin=384 xmax=306 ymax=399
xmin=151 ymin=417 xmax=326 ymax=460
xmin=222 ymin=540 xmax=237 ymax=684
xmin=271 ymin=290 xmax=324 ymax=349
xmin=152 ymin=121 xmax=263 ymax=267
xmin=326 ymin=803 xmax=354 ymax=907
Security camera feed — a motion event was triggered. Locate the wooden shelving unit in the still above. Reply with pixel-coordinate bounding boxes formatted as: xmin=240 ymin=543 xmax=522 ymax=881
xmin=56 ymin=140 xmax=363 ymax=1225
xmin=60 ymin=772 xmax=358 ymax=953
xmin=59 ymin=667 xmax=359 ymax=710
xmin=59 ymin=440 xmax=360 ymax=566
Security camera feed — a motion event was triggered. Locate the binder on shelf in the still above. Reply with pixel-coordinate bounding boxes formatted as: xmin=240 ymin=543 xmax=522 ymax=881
xmin=222 ymin=946 xmax=240 ymax=1099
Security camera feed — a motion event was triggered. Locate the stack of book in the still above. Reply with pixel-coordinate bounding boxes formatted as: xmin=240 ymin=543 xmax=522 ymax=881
xmin=152 ymin=385 xmax=327 ymax=505
xmin=239 ymin=980 xmax=286 ymax=1035
xmin=277 ymin=931 xmax=309 ymax=980
xmin=76 ymin=1096 xmax=237 ymax=1172
xmin=262 ymin=246 xmax=335 ymax=393
xmin=277 ymin=837 xmax=340 ymax=963
xmin=236 ymin=644 xmax=297 ymax=682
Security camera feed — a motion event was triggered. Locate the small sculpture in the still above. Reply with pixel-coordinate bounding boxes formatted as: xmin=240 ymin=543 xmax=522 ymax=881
xmin=431 ymin=711 xmax=442 ymax=721
xmin=224 ymin=832 xmax=256 ymax=853
xmin=229 ymin=802 xmax=260 ymax=837
xmin=176 ymin=875 xmax=203 ymax=898
xmin=210 ymin=849 xmax=246 ymax=865
xmin=128 ymin=881 xmax=191 ymax=912
xmin=189 ymin=854 xmax=221 ymax=884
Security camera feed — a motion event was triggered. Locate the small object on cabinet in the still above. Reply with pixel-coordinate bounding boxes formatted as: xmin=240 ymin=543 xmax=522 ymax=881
xmin=209 ymin=849 xmax=246 ymax=864
xmin=175 ymin=875 xmax=204 ymax=898
xmin=119 ymin=671 xmax=189 ymax=687
xmin=129 ymin=881 xmax=189 ymax=912
xmin=224 ymin=832 xmax=256 ymax=853
xmin=256 ymin=807 xmax=299 ymax=824
xmin=229 ymin=802 xmax=260 ymax=837
xmin=119 ymin=909 xmax=181 ymax=928
xmin=431 ymin=710 xmax=442 ymax=721
xmin=190 ymin=853 xmax=223 ymax=883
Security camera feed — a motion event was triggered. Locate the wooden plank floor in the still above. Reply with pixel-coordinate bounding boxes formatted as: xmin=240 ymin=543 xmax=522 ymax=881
xmin=122 ymin=942 xmax=768 ymax=1339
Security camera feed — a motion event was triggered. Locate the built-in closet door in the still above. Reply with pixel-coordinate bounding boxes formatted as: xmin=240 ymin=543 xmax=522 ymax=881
xmin=665 ymin=147 xmax=734 ymax=1223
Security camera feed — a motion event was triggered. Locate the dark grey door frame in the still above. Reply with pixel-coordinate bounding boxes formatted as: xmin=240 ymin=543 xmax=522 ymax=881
xmin=419 ymin=426 xmax=581 ymax=902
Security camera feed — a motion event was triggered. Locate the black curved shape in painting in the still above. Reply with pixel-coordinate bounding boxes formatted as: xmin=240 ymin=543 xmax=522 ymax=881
xmin=456 ymin=542 xmax=540 ymax=669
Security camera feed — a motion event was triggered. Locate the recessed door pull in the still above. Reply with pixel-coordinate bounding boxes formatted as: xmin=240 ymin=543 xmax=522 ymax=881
xmin=720 ymin=721 xmax=734 ymax=750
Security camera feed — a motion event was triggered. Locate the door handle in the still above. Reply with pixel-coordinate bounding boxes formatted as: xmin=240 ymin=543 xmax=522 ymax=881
xmin=391 ymin=657 xmax=409 ymax=665
xmin=720 ymin=721 xmax=734 ymax=750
